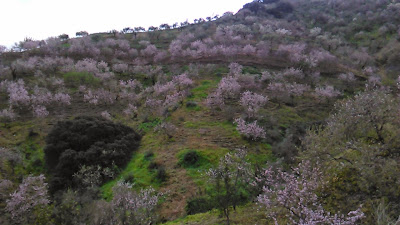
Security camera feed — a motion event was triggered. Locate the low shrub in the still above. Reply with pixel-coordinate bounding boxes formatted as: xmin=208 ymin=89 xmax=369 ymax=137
xmin=186 ymin=196 xmax=215 ymax=215
xmin=63 ymin=71 xmax=100 ymax=87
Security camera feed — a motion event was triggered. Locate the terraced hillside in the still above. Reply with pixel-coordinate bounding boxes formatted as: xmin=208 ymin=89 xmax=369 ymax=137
xmin=1 ymin=0 xmax=400 ymax=224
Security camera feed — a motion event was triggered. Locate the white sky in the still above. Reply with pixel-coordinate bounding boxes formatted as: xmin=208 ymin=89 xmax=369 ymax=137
xmin=0 ymin=0 xmax=250 ymax=48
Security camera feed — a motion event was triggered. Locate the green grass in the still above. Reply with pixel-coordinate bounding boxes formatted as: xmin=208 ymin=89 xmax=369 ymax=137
xmin=163 ymin=209 xmax=220 ymax=225
xmin=185 ymin=104 xmax=202 ymax=112
xmin=242 ymin=66 xmax=260 ymax=74
xmin=274 ymin=106 xmax=304 ymax=129
xmin=163 ymin=203 xmax=266 ymax=225
xmin=177 ymin=148 xmax=229 ymax=187
xmin=101 ymin=132 xmax=163 ymax=200
xmin=188 ymin=80 xmax=218 ymax=101
xmin=63 ymin=71 xmax=101 ymax=87
xmin=18 ymin=137 xmax=46 ymax=175
xmin=138 ymin=118 xmax=162 ymax=132
xmin=101 ymin=151 xmax=160 ymax=200
xmin=184 ymin=120 xmax=240 ymax=138
xmin=246 ymin=143 xmax=275 ymax=166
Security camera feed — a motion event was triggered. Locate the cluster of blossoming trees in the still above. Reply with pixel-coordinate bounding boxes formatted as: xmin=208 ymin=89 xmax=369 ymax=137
xmin=205 ymin=62 xmax=347 ymax=140
xmin=1 ymin=0 xmax=400 ymax=223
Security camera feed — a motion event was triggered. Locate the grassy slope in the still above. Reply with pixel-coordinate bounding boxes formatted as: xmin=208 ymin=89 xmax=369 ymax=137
xmin=0 ymin=69 xmax=332 ymax=224
xmin=97 ymin=75 xmax=274 ymax=222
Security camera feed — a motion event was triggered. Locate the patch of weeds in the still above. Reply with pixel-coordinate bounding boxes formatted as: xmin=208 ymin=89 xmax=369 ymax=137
xmin=186 ymin=101 xmax=198 ymax=108
xmin=19 ymin=139 xmax=45 ymax=175
xmin=138 ymin=118 xmax=161 ymax=133
xmin=187 ymin=80 xmax=217 ymax=101
xmin=146 ymin=161 xmax=167 ymax=184
xmin=214 ymin=66 xmax=229 ymax=76
xmin=274 ymin=106 xmax=303 ymax=129
xmin=123 ymin=173 xmax=135 ymax=183
xmin=242 ymin=66 xmax=260 ymax=74
xmin=144 ymin=151 xmax=154 ymax=161
xmin=154 ymin=166 xmax=167 ymax=183
xmin=63 ymin=71 xmax=100 ymax=88
xmin=184 ymin=121 xmax=240 ymax=138
xmin=177 ymin=148 xmax=228 ymax=187
xmin=185 ymin=101 xmax=202 ymax=111
xmin=247 ymin=144 xmax=275 ymax=166
xmin=186 ymin=196 xmax=215 ymax=215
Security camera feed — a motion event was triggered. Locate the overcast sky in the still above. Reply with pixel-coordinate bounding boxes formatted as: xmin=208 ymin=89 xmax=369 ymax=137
xmin=0 ymin=0 xmax=250 ymax=48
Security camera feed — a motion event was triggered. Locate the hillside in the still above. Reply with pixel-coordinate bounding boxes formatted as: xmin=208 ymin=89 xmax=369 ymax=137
xmin=1 ymin=0 xmax=400 ymax=224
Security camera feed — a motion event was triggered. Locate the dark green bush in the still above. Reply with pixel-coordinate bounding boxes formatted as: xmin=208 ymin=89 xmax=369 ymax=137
xmin=148 ymin=161 xmax=160 ymax=170
xmin=186 ymin=101 xmax=198 ymax=108
xmin=123 ymin=174 xmax=135 ymax=183
xmin=186 ymin=196 xmax=214 ymax=215
xmin=144 ymin=151 xmax=154 ymax=160
xmin=182 ymin=150 xmax=199 ymax=167
xmin=155 ymin=166 xmax=167 ymax=183
xmin=44 ymin=116 xmax=141 ymax=193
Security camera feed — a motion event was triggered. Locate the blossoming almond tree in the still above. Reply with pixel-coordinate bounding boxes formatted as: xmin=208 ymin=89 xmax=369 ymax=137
xmin=239 ymin=91 xmax=268 ymax=118
xmin=234 ymin=118 xmax=266 ymax=141
xmin=6 ymin=175 xmax=51 ymax=223
xmin=257 ymin=161 xmax=365 ymax=224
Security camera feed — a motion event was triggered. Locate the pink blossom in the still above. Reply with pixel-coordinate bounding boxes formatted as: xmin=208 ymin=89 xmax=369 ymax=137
xmin=101 ymin=111 xmax=112 ymax=120
xmin=53 ymin=93 xmax=71 ymax=105
xmin=22 ymin=40 xmax=40 ymax=50
xmin=119 ymin=79 xmax=141 ymax=90
xmin=153 ymin=81 xmax=176 ymax=97
xmin=307 ymin=49 xmax=336 ymax=68
xmin=141 ymin=45 xmax=158 ymax=58
xmin=7 ymin=80 xmax=30 ymax=107
xmin=234 ymin=118 xmax=266 ymax=140
xmin=282 ymin=67 xmax=305 ymax=81
xmin=206 ymin=90 xmax=225 ymax=109
xmin=240 ymin=91 xmax=268 ymax=118
xmin=267 ymin=82 xmax=288 ymax=101
xmin=242 ymin=44 xmax=256 ymax=55
xmin=172 ymin=73 xmax=193 ymax=90
xmin=32 ymin=105 xmax=49 ymax=118
xmin=277 ymin=44 xmax=306 ymax=63
xmin=110 ymin=181 xmax=161 ymax=224
xmin=74 ymin=58 xmax=100 ymax=75
xmin=163 ymin=92 xmax=182 ymax=109
xmin=229 ymin=63 xmax=243 ymax=76
xmin=84 ymin=89 xmax=115 ymax=105
xmin=338 ymin=72 xmax=356 ymax=83
xmin=169 ymin=40 xmax=184 ymax=59
xmin=275 ymin=28 xmax=292 ymax=36
xmin=218 ymin=76 xmax=241 ymax=99
xmin=315 ymin=85 xmax=341 ymax=98
xmin=368 ymin=75 xmax=381 ymax=86
xmin=30 ymin=87 xmax=53 ymax=105
xmin=0 ymin=107 xmax=16 ymax=121
xmin=287 ymin=83 xmax=310 ymax=97
xmin=129 ymin=48 xmax=139 ymax=58
xmin=257 ymin=161 xmax=365 ymax=224
xmin=6 ymin=175 xmax=50 ymax=222
xmin=97 ymin=61 xmax=109 ymax=72
xmin=154 ymin=51 xmax=168 ymax=63
xmin=123 ymin=104 xmax=138 ymax=116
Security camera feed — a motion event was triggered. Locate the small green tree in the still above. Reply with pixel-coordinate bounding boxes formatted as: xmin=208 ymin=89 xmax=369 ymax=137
xmin=206 ymin=149 xmax=253 ymax=225
xmin=301 ymin=88 xmax=400 ymax=222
